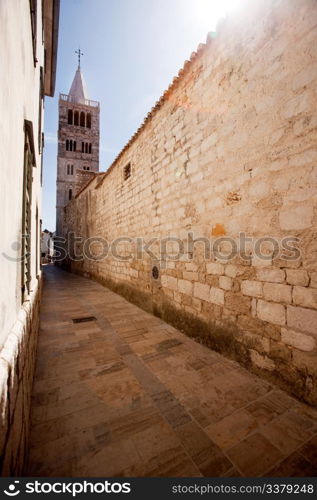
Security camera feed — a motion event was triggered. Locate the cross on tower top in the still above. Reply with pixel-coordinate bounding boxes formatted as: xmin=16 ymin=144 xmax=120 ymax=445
xmin=75 ymin=48 xmax=83 ymax=68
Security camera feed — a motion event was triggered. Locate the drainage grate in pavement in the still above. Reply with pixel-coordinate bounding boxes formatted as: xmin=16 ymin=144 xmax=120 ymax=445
xmin=72 ymin=316 xmax=97 ymax=323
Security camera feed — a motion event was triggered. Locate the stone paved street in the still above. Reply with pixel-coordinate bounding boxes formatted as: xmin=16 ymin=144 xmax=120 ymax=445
xmin=27 ymin=266 xmax=317 ymax=477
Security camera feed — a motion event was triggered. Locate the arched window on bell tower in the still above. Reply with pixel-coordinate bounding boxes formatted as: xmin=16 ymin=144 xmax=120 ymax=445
xmin=68 ymin=109 xmax=73 ymax=124
xmin=80 ymin=112 xmax=85 ymax=127
xmin=69 ymin=188 xmax=72 ymax=201
xmin=86 ymin=113 xmax=91 ymax=128
xmin=74 ymin=111 xmax=79 ymax=126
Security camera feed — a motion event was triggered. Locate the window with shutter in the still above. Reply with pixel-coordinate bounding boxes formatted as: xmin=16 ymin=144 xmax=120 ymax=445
xmin=22 ymin=121 xmax=36 ymax=301
xmin=29 ymin=0 xmax=38 ymax=65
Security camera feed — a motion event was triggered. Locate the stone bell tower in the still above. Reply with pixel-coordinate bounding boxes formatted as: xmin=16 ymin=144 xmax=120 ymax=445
xmin=56 ymin=49 xmax=100 ymax=236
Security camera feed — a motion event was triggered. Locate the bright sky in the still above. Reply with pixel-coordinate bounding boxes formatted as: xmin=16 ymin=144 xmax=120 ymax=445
xmin=42 ymin=0 xmax=241 ymax=231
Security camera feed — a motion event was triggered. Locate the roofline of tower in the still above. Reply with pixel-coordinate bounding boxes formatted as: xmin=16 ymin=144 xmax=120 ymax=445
xmin=59 ymin=92 xmax=100 ymax=108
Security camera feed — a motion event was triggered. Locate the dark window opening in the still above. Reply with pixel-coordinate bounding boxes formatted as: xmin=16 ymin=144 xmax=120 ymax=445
xmin=124 ymin=162 xmax=131 ymax=181
xmin=86 ymin=113 xmax=91 ymax=128
xmin=80 ymin=111 xmax=85 ymax=127
xmin=66 ymin=140 xmax=77 ymax=152
xmin=67 ymin=164 xmax=74 ymax=175
xmin=74 ymin=111 xmax=79 ymax=126
xmin=82 ymin=141 xmax=84 ymax=152
xmin=68 ymin=109 xmax=73 ymax=125
xmin=69 ymin=188 xmax=72 ymax=200
xmin=89 ymin=143 xmax=92 ymax=154
xmin=29 ymin=0 xmax=37 ymax=65
xmin=85 ymin=143 xmax=88 ymax=153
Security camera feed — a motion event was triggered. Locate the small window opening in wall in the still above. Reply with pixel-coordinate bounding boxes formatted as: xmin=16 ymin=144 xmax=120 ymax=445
xmin=67 ymin=164 xmax=74 ymax=175
xmin=152 ymin=266 xmax=159 ymax=280
xmin=69 ymin=188 xmax=72 ymax=200
xmin=68 ymin=109 xmax=73 ymax=125
xmin=124 ymin=162 xmax=131 ymax=181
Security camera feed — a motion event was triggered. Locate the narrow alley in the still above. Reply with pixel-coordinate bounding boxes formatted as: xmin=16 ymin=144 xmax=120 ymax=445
xmin=27 ymin=266 xmax=317 ymax=477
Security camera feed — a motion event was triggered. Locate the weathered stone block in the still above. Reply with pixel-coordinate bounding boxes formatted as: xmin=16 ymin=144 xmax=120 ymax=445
xmin=225 ymin=292 xmax=251 ymax=315
xmin=263 ymin=283 xmax=292 ymax=304
xmin=281 ymin=328 xmax=316 ymax=352
xmin=269 ymin=340 xmax=292 ymax=362
xmin=206 ymin=262 xmax=224 ymax=275
xmin=257 ymin=300 xmax=286 ymax=326
xmin=185 ymin=263 xmax=198 ymax=272
xmin=236 ymin=330 xmax=270 ymax=353
xmin=178 ymin=279 xmax=193 ymax=295
xmin=286 ymin=269 xmax=309 ymax=286
xmin=224 ymin=265 xmax=245 ymax=278
xmin=256 ymin=268 xmax=285 ymax=283
xmin=279 ymin=205 xmax=313 ymax=230
xmin=287 ymin=305 xmax=317 ymax=336
xmin=219 ymin=275 xmax=232 ymax=290
xmin=293 ymin=286 xmax=317 ymax=309
xmin=241 ymin=280 xmax=263 ymax=298
xmin=193 ymin=282 xmax=210 ymax=302
xmin=166 ymin=275 xmax=178 ymax=291
xmin=250 ymin=349 xmax=275 ymax=371
xmin=209 ymin=287 xmax=224 ymax=306
xmin=183 ymin=271 xmax=199 ymax=281
xmin=292 ymin=350 xmax=317 ymax=377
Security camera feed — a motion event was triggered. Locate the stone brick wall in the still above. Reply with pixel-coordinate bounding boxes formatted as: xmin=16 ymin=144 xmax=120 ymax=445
xmin=62 ymin=0 xmax=317 ymax=404
xmin=0 ymin=282 xmax=41 ymax=475
xmin=75 ymin=170 xmax=97 ymax=195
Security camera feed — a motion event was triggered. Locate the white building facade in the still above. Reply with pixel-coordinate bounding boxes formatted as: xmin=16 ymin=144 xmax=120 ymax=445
xmin=0 ymin=0 xmax=59 ymax=475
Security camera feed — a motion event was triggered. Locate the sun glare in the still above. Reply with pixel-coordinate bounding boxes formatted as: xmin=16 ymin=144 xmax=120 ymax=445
xmin=194 ymin=0 xmax=242 ymax=31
